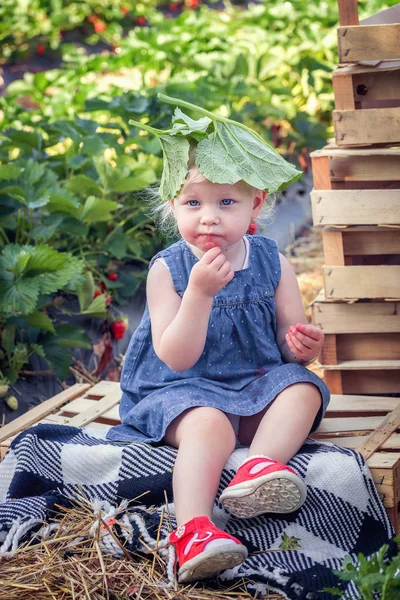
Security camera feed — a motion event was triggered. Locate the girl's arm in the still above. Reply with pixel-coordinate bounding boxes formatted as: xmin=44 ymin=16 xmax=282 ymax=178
xmin=274 ymin=254 xmax=324 ymax=365
xmin=147 ymin=247 xmax=233 ymax=372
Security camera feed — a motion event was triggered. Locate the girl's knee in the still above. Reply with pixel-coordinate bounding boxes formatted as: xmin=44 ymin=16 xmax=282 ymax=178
xmin=177 ymin=407 xmax=236 ymax=446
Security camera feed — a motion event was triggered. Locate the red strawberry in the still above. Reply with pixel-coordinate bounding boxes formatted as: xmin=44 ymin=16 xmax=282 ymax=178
xmin=121 ymin=6 xmax=129 ymax=14
xmin=187 ymin=0 xmax=199 ymax=8
xmin=107 ymin=272 xmax=118 ymax=281
xmin=105 ymin=295 xmax=113 ymax=306
xmin=169 ymin=2 xmax=179 ymax=10
xmin=137 ymin=16 xmax=147 ymax=25
xmin=36 ymin=44 xmax=45 ymax=55
xmin=94 ymin=20 xmax=106 ymax=32
xmin=111 ymin=320 xmax=126 ymax=339
xmin=247 ymin=221 xmax=258 ymax=235
xmin=100 ymin=282 xmax=107 ymax=292
xmin=88 ymin=14 xmax=98 ymax=23
xmin=93 ymin=289 xmax=102 ymax=298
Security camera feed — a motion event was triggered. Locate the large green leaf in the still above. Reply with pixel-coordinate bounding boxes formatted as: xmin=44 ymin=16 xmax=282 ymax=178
xmin=80 ymin=196 xmax=121 ymax=224
xmin=80 ymin=294 xmax=107 ymax=319
xmin=66 ymin=175 xmax=103 ymax=197
xmin=159 ymin=135 xmax=190 ymax=201
xmin=0 ymin=278 xmax=39 ymax=314
xmin=24 ymin=311 xmax=56 ymax=334
xmin=196 ymin=121 xmax=302 ymax=193
xmin=76 ymin=271 xmax=95 ymax=312
xmin=53 ymin=325 xmax=92 ymax=349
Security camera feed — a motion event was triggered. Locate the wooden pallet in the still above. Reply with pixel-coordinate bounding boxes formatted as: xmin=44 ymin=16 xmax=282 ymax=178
xmin=311 ymin=291 xmax=400 ymax=394
xmin=1 ymin=382 xmax=400 ymax=533
xmin=332 ymin=61 xmax=400 ymax=146
xmin=337 ymin=3 xmax=400 ymax=63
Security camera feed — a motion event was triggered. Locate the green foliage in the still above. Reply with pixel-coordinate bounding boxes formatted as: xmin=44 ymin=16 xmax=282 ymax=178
xmin=324 ymin=539 xmax=400 ymax=600
xmin=279 ymin=532 xmax=301 ymax=551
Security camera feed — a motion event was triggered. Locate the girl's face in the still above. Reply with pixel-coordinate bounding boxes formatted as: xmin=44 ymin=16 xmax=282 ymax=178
xmin=170 ymin=179 xmax=265 ymax=253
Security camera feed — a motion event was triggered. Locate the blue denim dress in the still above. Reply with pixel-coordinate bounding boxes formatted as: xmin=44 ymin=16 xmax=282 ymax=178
xmin=106 ymin=235 xmax=330 ymax=443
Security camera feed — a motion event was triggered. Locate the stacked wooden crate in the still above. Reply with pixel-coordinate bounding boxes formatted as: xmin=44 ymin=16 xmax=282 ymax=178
xmin=310 ymin=1 xmax=400 ymax=530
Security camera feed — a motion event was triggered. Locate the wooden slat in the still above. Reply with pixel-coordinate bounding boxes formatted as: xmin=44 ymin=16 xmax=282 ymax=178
xmin=332 ymin=72 xmax=356 ymax=110
xmin=323 ymin=265 xmax=400 ymax=299
xmin=342 ymin=229 xmax=400 ymax=255
xmin=322 ymin=359 xmax=400 ymax=370
xmin=353 ymin=69 xmax=400 ymax=106
xmin=312 ymin=298 xmax=400 ymax=334
xmin=316 ymin=415 xmax=385 ymax=434
xmin=67 ymin=391 xmax=121 ymax=427
xmin=337 ymin=0 xmax=359 ymax=26
xmin=338 ymin=24 xmax=400 ymax=63
xmin=311 ymin=155 xmax=331 ymax=190
xmin=311 ymin=434 xmax=400 ymax=450
xmin=322 ymin=231 xmax=345 ymax=266
xmin=333 ymin=107 xmax=400 ymax=145
xmin=310 ymin=146 xmax=400 ymax=158
xmin=311 ymin=190 xmax=400 ymax=226
xmin=0 ymin=384 xmax=91 ymax=444
xmin=336 ymin=333 xmax=400 ymax=361
xmin=327 ymin=394 xmax=400 ymax=413
xmin=340 ymin=370 xmax=400 ymax=394
xmin=357 ymin=402 xmax=400 ymax=459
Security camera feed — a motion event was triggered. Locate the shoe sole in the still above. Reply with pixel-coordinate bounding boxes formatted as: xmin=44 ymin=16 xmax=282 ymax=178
xmin=178 ymin=544 xmax=248 ymax=583
xmin=220 ymin=471 xmax=307 ymax=518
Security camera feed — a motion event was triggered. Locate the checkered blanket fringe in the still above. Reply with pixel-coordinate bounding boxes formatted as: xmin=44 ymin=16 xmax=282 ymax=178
xmin=0 ymin=424 xmax=396 ymax=599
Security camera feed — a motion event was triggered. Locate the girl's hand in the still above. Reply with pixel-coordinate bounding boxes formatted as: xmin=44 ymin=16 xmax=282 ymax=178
xmin=189 ymin=247 xmax=234 ymax=298
xmin=285 ymin=322 xmax=324 ymax=364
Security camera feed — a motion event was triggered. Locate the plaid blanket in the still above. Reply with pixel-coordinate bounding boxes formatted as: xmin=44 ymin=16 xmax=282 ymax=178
xmin=0 ymin=424 xmax=396 ymax=599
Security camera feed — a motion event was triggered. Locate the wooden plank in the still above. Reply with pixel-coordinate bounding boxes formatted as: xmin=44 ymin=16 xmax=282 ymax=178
xmin=337 ymin=0 xmax=359 ymax=26
xmin=337 ymin=370 xmax=400 ymax=394
xmin=311 ymin=155 xmax=332 ymax=190
xmin=0 ymin=384 xmax=91 ymax=444
xmin=333 ymin=107 xmax=400 ymax=145
xmin=323 ymin=265 xmax=400 ymax=299
xmin=323 ymin=370 xmax=343 ymax=394
xmin=316 ymin=415 xmax=385 ymax=434
xmin=310 ymin=146 xmax=400 ymax=158
xmin=327 ymin=394 xmax=400 ymax=413
xmin=332 ymin=72 xmax=356 ymax=110
xmin=312 ymin=299 xmax=400 ymax=334
xmin=311 ymin=434 xmax=400 ymax=450
xmin=334 ymin=61 xmax=400 ymax=76
xmin=353 ymin=69 xmax=400 ymax=106
xmin=320 ymin=335 xmax=338 ymax=365
xmin=311 ymin=190 xmax=400 ymax=226
xmin=322 ymin=359 xmax=400 ymax=370
xmin=67 ymin=391 xmax=121 ymax=427
xmin=322 ymin=231 xmax=345 ymax=265
xmin=357 ymin=402 xmax=400 ymax=459
xmin=82 ymin=380 xmax=120 ymax=397
xmin=338 ymin=24 xmax=400 ymax=63
xmin=336 ymin=333 xmax=400 ymax=361
xmin=343 ymin=229 xmax=400 ymax=255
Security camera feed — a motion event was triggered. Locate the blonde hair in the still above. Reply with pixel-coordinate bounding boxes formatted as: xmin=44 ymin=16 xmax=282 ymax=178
xmin=146 ymin=150 xmax=275 ymax=237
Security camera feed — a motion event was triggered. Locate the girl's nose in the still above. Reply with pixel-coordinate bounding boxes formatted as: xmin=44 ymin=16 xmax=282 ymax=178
xmin=200 ymin=211 xmax=220 ymax=225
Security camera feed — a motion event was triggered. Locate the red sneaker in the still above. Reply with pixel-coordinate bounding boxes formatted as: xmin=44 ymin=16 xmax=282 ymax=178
xmin=169 ymin=516 xmax=247 ymax=583
xmin=220 ymin=455 xmax=307 ymax=518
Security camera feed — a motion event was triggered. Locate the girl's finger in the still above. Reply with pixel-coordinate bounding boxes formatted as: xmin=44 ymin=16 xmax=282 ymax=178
xmin=287 ymin=332 xmax=308 ymax=357
xmin=289 ymin=327 xmax=312 ymax=350
xmin=295 ymin=323 xmax=322 ymax=342
xmin=201 ymin=246 xmax=222 ymax=264
xmin=219 ymin=262 xmax=233 ymax=277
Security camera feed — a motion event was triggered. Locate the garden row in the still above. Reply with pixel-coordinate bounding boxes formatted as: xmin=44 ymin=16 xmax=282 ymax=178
xmin=0 ymin=0 xmax=397 ymax=405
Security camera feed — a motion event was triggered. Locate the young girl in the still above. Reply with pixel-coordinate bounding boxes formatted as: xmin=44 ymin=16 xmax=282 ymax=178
xmin=107 ymin=96 xmax=330 ymax=584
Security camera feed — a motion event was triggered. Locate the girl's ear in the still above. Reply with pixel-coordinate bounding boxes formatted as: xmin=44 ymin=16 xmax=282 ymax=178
xmin=251 ymin=190 xmax=266 ymax=218
xmin=169 ymin=199 xmax=175 ymax=212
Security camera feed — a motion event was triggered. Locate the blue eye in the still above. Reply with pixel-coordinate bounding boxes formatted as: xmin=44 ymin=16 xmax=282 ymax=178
xmin=187 ymin=200 xmax=199 ymax=207
xmin=221 ymin=198 xmax=234 ymax=206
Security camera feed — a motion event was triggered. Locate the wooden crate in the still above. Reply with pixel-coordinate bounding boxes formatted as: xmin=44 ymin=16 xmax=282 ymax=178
xmin=311 ymin=292 xmax=400 ymax=394
xmin=337 ymin=3 xmax=400 ymax=63
xmin=332 ymin=61 xmax=400 ymax=146
xmin=1 ymin=382 xmax=400 ymax=533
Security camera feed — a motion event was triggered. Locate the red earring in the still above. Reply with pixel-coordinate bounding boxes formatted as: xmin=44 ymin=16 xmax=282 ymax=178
xmin=247 ymin=220 xmax=257 ymax=235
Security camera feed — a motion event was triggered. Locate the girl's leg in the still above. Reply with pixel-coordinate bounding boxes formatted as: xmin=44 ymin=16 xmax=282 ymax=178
xmin=238 ymin=382 xmax=321 ymax=463
xmin=220 ymin=383 xmax=321 ymax=518
xmin=164 ymin=406 xmax=236 ymax=526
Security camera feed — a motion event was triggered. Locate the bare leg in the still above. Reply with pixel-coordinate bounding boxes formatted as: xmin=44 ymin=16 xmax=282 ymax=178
xmin=239 ymin=383 xmax=321 ymax=463
xmin=164 ymin=407 xmax=236 ymax=526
